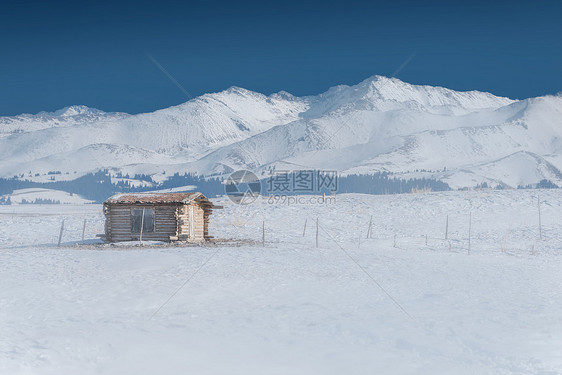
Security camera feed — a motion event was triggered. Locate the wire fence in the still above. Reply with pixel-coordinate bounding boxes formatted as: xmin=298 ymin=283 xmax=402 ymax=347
xmin=217 ymin=202 xmax=562 ymax=258
xmin=2 ymin=191 xmax=561 ymax=257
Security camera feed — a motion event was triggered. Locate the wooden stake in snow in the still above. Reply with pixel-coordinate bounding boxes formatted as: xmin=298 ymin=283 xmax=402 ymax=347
xmin=393 ymin=234 xmax=397 ymax=248
xmin=468 ymin=211 xmax=472 ymax=255
xmin=502 ymin=227 xmax=510 ymax=253
xmin=367 ymin=215 xmax=373 ymax=239
xmin=82 ymin=219 xmax=87 ymax=242
xmin=262 ymin=220 xmax=265 ymax=247
xmin=315 ymin=217 xmax=319 ymax=248
xmin=303 ymin=219 xmax=307 ymax=237
xmin=538 ymin=194 xmax=542 ymax=240
xmin=57 ymin=220 xmax=65 ymax=247
xmin=139 ymin=208 xmax=145 ymax=245
xmin=445 ymin=214 xmax=449 ymax=240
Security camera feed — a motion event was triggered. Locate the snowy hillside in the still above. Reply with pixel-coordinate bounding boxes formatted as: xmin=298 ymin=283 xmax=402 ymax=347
xmin=1 ymin=76 xmax=561 ymax=188
xmin=0 ymin=88 xmax=308 ymax=178
xmin=0 ymin=105 xmax=130 ymax=138
xmin=1 ymin=188 xmax=94 ymax=204
xmin=187 ymin=78 xmax=562 ymax=188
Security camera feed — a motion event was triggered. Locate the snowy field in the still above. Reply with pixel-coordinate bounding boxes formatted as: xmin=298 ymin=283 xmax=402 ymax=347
xmin=1 ymin=190 xmax=562 ymax=374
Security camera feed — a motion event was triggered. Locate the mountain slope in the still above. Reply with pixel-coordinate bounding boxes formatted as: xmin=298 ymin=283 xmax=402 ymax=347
xmin=0 ymin=105 xmax=130 ymax=138
xmin=182 ymin=81 xmax=562 ymax=188
xmin=1 ymin=75 xmax=561 ymax=189
xmin=0 ymin=87 xmax=309 ymax=174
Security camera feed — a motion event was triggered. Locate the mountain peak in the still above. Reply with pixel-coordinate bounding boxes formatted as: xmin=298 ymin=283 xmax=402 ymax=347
xmin=270 ymin=90 xmax=298 ymax=101
xmin=354 ymin=75 xmax=514 ymax=113
xmin=51 ymin=105 xmax=105 ymax=117
xmin=360 ymin=74 xmax=397 ymax=84
xmin=222 ymin=86 xmax=258 ymax=96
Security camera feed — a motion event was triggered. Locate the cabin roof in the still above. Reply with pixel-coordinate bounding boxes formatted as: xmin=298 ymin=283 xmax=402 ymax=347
xmin=104 ymin=192 xmax=208 ymax=205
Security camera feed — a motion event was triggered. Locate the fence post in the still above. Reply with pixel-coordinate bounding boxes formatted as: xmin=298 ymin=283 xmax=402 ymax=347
xmin=468 ymin=211 xmax=472 ymax=255
xmin=502 ymin=228 xmax=510 ymax=253
xmin=139 ymin=208 xmax=145 ymax=245
xmin=82 ymin=219 xmax=87 ymax=241
xmin=57 ymin=220 xmax=65 ymax=247
xmin=316 ymin=217 xmax=319 ymax=248
xmin=303 ymin=219 xmax=307 ymax=237
xmin=538 ymin=194 xmax=542 ymax=240
xmin=445 ymin=214 xmax=449 ymax=240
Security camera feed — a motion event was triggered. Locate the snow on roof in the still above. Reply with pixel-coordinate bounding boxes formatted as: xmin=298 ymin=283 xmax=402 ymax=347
xmin=104 ymin=192 xmax=206 ymax=204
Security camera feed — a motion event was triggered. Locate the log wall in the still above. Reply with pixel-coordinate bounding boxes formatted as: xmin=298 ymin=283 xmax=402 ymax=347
xmin=176 ymin=203 xmax=206 ymax=242
xmin=104 ymin=202 xmax=211 ymax=243
xmin=104 ymin=204 xmax=178 ymax=242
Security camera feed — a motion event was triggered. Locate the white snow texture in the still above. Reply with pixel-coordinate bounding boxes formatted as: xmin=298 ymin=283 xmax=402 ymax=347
xmin=1 ymin=190 xmax=562 ymax=374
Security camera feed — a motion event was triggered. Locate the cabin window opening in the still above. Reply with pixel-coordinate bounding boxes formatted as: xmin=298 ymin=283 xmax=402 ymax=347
xmin=131 ymin=208 xmax=155 ymax=233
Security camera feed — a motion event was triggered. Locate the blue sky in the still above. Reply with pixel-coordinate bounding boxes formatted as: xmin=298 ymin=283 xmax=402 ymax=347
xmin=0 ymin=0 xmax=561 ymax=115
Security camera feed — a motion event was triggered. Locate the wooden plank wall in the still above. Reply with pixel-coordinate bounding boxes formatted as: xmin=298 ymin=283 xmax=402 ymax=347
xmin=176 ymin=203 xmax=206 ymax=242
xmin=193 ymin=204 xmax=205 ymax=242
xmin=176 ymin=205 xmax=189 ymax=240
xmin=203 ymin=208 xmax=212 ymax=240
xmin=105 ymin=204 xmax=178 ymax=242
xmin=104 ymin=201 xmax=213 ymax=243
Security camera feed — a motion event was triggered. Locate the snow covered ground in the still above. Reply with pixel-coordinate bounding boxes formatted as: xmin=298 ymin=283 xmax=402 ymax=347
xmin=1 ymin=190 xmax=562 ymax=374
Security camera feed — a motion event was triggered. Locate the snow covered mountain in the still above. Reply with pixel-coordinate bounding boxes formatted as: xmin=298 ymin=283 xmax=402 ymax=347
xmin=0 ymin=105 xmax=130 ymax=137
xmin=0 ymin=87 xmax=308 ymax=179
xmin=1 ymin=75 xmax=561 ymax=189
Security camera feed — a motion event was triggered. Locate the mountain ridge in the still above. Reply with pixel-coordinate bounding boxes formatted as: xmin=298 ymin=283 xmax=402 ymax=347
xmin=1 ymin=76 xmax=560 ymax=189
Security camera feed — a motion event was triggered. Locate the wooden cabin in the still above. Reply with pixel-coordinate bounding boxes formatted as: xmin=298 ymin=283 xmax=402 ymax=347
xmin=103 ymin=192 xmax=216 ymax=243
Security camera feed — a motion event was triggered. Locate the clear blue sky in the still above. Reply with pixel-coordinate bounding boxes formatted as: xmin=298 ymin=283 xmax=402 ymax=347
xmin=1 ymin=0 xmax=561 ymax=115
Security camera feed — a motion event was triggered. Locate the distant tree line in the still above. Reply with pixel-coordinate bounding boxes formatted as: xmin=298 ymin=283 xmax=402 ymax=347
xmin=0 ymin=171 xmax=118 ymax=203
xmin=0 ymin=171 xmax=225 ymax=203
xmin=337 ymin=173 xmax=451 ymax=194
xmin=0 ymin=170 xmax=559 ymax=204
xmin=21 ymin=198 xmax=61 ymax=204
xmin=518 ymin=179 xmax=559 ymax=189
